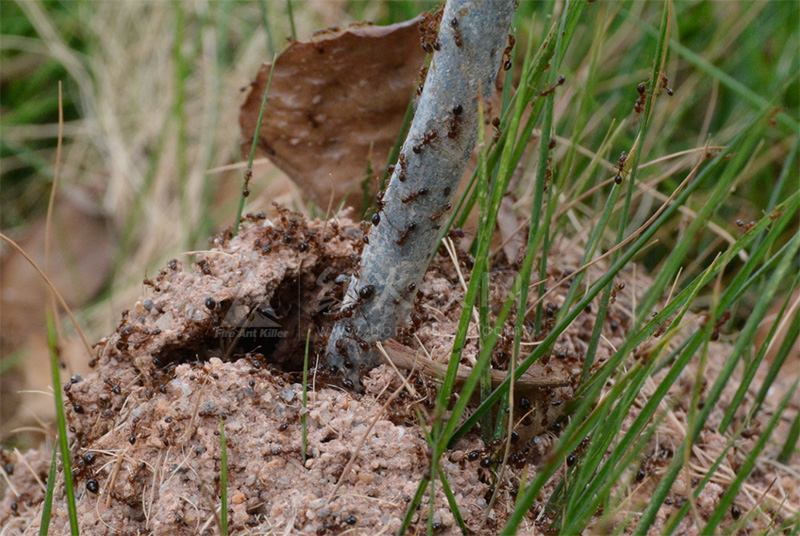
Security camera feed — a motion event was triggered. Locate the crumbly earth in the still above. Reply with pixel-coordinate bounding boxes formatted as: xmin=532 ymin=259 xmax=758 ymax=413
xmin=1 ymin=211 xmax=797 ymax=535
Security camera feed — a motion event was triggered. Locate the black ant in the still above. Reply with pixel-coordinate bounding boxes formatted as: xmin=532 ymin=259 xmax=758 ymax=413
xmin=634 ymin=82 xmax=647 ymax=114
xmin=735 ymin=219 xmax=756 ymax=232
xmin=447 ymin=104 xmax=463 ymax=139
xmin=402 ymin=187 xmax=429 ymax=203
xmin=396 ymin=222 xmax=417 ymax=246
xmin=615 ymin=151 xmax=627 ymax=184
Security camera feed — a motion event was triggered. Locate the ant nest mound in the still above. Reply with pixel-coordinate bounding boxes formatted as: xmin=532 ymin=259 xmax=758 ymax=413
xmin=5 ymin=207 xmax=792 ymax=535
xmin=0 ymin=208 xmax=642 ymax=534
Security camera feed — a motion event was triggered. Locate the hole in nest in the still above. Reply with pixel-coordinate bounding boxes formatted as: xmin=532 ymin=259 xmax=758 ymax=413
xmin=151 ymin=268 xmax=341 ymax=372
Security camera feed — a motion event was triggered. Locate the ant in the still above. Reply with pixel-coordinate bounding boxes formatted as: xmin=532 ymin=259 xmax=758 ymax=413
xmin=615 ymin=151 xmax=628 ymax=185
xmin=447 ymin=104 xmax=463 ymax=139
xmin=393 ymin=282 xmax=418 ymax=305
xmin=653 ymin=314 xmax=674 ymax=338
xmin=396 ymin=222 xmax=417 ymax=246
xmin=539 ymin=75 xmax=566 ymax=97
xmin=409 ymin=310 xmax=426 ymax=329
xmin=396 ymin=153 xmax=408 ymax=182
xmin=342 ymin=323 xmax=371 ymax=353
xmin=419 ymin=7 xmax=442 ymax=53
xmin=334 ymin=337 xmax=350 ymax=361
xmin=412 ymin=129 xmax=438 ymax=154
xmin=736 ymin=219 xmax=756 ymax=232
xmin=312 ymin=26 xmax=341 ymax=39
xmin=373 ymin=190 xmax=403 ymax=233
xmin=610 ymin=282 xmax=625 ymax=305
xmin=429 ymin=203 xmax=452 ymax=222
xmin=634 ymin=82 xmax=647 ymax=114
xmin=660 ymin=75 xmax=674 ymax=96
xmin=502 ymin=34 xmax=516 ymax=71
xmin=370 ymin=190 xmax=388 ymax=227
xmin=768 ymin=106 xmax=781 ymax=127
xmin=450 ymin=18 xmax=462 ymax=47
xmin=335 ymin=282 xmax=376 ymax=321
xmin=416 ymin=65 xmax=429 ymax=97
xmin=711 ymin=310 xmax=731 ymax=341
xmin=359 ymin=221 xmax=371 ymax=245
xmin=402 ymin=187 xmax=429 ymax=203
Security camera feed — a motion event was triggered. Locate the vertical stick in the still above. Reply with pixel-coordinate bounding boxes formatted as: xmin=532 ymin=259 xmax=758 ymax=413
xmin=326 ymin=0 xmax=517 ymax=387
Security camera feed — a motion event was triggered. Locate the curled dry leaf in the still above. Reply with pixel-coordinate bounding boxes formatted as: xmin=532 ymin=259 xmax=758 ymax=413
xmin=240 ymin=19 xmax=426 ymax=210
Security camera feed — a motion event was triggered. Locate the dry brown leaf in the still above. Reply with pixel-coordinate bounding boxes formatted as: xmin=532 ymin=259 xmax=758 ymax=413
xmin=240 ymin=19 xmax=426 ymax=211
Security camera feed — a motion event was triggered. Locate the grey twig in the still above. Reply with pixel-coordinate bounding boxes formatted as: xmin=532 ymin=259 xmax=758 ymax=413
xmin=326 ymin=0 xmax=517 ymax=387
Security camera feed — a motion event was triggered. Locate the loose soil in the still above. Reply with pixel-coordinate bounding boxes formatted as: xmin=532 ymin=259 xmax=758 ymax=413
xmin=1 ymin=209 xmax=797 ymax=535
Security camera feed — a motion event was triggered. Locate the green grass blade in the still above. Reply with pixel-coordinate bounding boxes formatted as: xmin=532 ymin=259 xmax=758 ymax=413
xmin=38 ymin=442 xmax=59 ymax=536
xmin=396 ymin=476 xmax=429 ymax=536
xmin=286 ymin=0 xmax=297 ymax=41
xmin=779 ymin=407 xmax=800 ymax=465
xmin=219 ymin=417 xmax=228 ymax=536
xmin=718 ymin=232 xmax=800 ymax=432
xmin=437 ymin=467 xmax=467 ymax=535
xmin=302 ymin=328 xmax=310 ymax=463
xmin=749 ymin=274 xmax=800 ymax=419
xmin=494 ymin=187 xmax=796 ymax=532
xmin=46 ymin=310 xmax=79 ymax=535
xmin=257 ymin=0 xmax=275 ymax=55
xmin=630 ymin=11 xmax=798 ymax=132
xmin=634 ymin=231 xmax=800 ymax=534
xmin=704 ymin=377 xmax=798 ymax=533
xmin=234 ymin=56 xmax=275 ymax=236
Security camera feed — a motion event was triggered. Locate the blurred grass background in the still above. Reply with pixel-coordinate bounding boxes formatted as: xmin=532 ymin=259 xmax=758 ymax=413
xmin=1 ymin=0 xmax=797 ymax=447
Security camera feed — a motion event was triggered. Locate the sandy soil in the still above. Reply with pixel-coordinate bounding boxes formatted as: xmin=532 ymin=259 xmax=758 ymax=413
xmin=1 ymin=210 xmax=797 ymax=535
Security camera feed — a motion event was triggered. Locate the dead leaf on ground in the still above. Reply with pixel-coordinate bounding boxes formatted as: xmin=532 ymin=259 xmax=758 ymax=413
xmin=240 ymin=19 xmax=426 ymax=211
